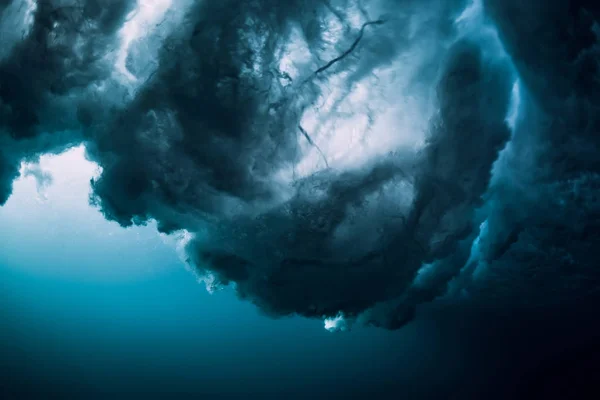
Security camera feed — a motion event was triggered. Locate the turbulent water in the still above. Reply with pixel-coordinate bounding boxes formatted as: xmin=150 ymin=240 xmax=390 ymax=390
xmin=1 ymin=0 xmax=599 ymax=337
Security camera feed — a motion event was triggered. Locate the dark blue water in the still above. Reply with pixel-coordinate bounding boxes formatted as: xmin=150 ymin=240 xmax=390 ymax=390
xmin=3 ymin=150 xmax=599 ymax=399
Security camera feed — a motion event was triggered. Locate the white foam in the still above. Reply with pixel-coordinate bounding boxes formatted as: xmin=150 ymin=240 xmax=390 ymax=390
xmin=116 ymin=0 xmax=174 ymax=81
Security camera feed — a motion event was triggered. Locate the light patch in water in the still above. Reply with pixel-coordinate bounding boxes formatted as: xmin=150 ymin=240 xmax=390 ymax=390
xmin=117 ymin=0 xmax=173 ymax=81
xmin=324 ymin=312 xmax=350 ymax=332
xmin=0 ymin=146 xmax=182 ymax=281
xmin=506 ymin=80 xmax=521 ymax=131
xmin=278 ymin=26 xmax=313 ymax=82
xmin=288 ymin=58 xmax=429 ymax=181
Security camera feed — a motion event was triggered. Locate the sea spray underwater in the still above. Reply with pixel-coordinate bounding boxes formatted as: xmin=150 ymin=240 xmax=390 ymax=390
xmin=1 ymin=0 xmax=600 ymax=395
xmin=1 ymin=0 xmax=600 ymax=328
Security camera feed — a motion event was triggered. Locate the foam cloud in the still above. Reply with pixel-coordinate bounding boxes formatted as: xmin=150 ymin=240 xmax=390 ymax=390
xmin=0 ymin=0 xmax=136 ymax=204
xmin=1 ymin=0 xmax=598 ymax=331
xmin=448 ymin=0 xmax=600 ymax=309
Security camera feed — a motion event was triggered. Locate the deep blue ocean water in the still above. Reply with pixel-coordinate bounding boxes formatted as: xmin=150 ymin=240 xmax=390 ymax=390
xmin=1 ymin=150 xmax=600 ymax=399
